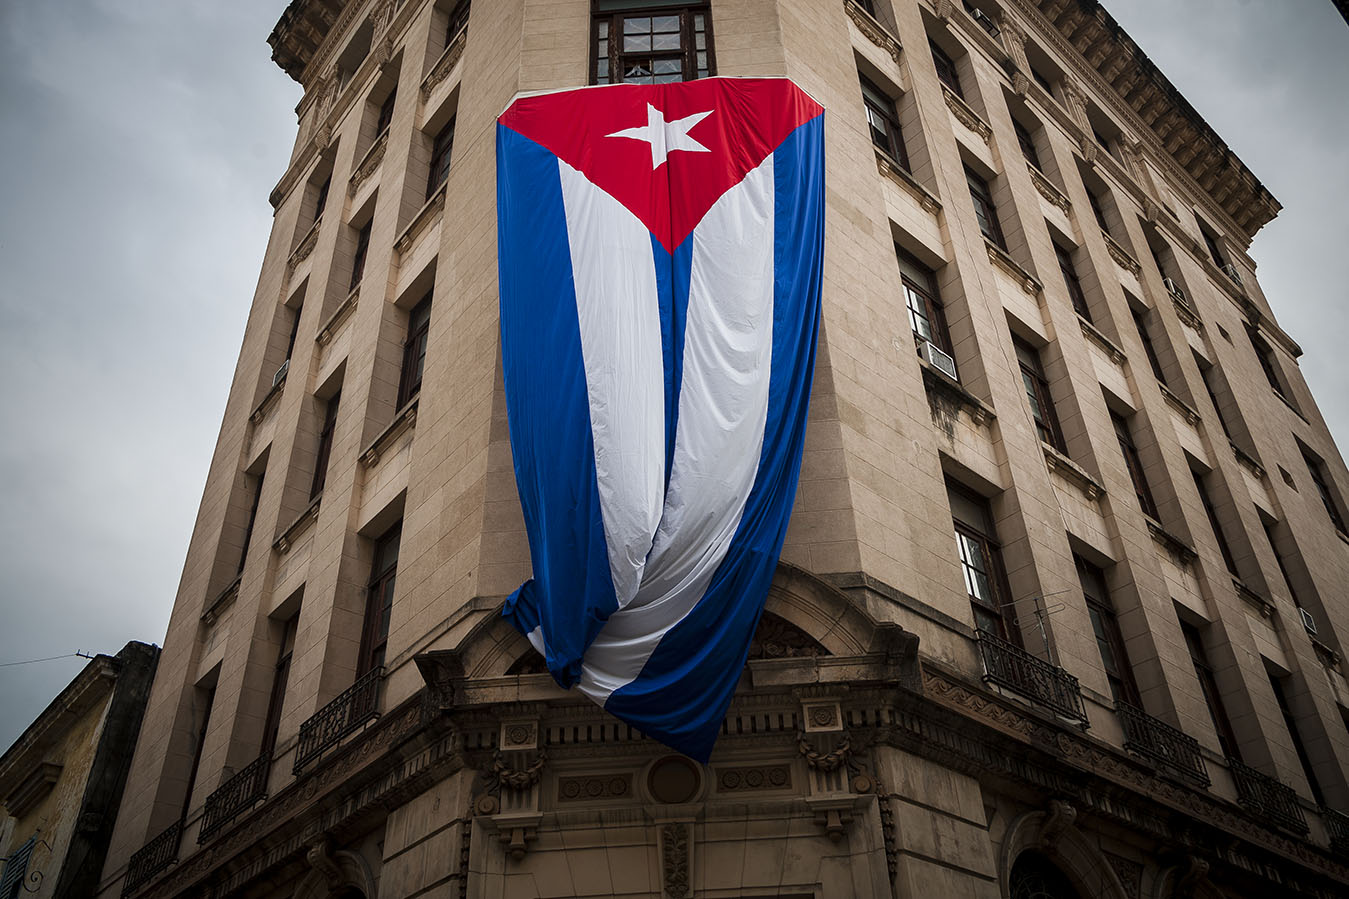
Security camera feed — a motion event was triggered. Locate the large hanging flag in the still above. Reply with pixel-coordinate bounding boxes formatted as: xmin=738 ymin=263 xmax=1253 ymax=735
xmin=496 ymin=77 xmax=824 ymax=761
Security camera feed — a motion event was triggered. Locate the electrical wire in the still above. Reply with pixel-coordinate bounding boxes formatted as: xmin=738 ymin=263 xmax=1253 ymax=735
xmin=0 ymin=651 xmax=93 ymax=669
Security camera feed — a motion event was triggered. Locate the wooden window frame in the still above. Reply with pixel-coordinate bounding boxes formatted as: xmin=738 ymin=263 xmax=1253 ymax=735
xmin=310 ymin=391 xmax=341 ymax=500
xmin=1013 ymin=119 xmax=1041 ymax=170
xmin=1054 ymin=242 xmax=1091 ymax=321
xmin=949 ymin=483 xmax=1018 ymax=644
xmin=1192 ymin=469 xmax=1239 ymax=576
xmin=261 ymin=614 xmax=299 ymax=756
xmin=397 ymin=293 xmax=433 ymax=408
xmin=591 ymin=3 xmax=714 ymax=86
xmin=426 ymin=117 xmax=456 ymax=200
xmin=445 ymin=0 xmax=471 ymax=48
xmin=964 ymin=166 xmax=1005 ymax=250
xmin=358 ymin=523 xmax=403 ymax=676
xmin=374 ymin=86 xmax=397 ymax=138
xmin=929 ymin=39 xmax=963 ymax=98
xmin=1013 ymin=337 xmax=1066 ymax=454
xmin=1300 ymin=446 xmax=1347 ymax=535
xmin=861 ymin=75 xmax=909 ymax=171
xmin=349 ymin=222 xmax=371 ymax=292
xmin=1131 ymin=307 xmax=1167 ymax=385
xmin=237 ymin=468 xmax=265 ymax=575
xmin=1112 ymin=412 xmax=1159 ymax=520
xmin=897 ymin=248 xmax=952 ymax=356
xmin=1077 ymin=555 xmax=1139 ymax=706
xmin=1181 ymin=621 xmax=1241 ymax=760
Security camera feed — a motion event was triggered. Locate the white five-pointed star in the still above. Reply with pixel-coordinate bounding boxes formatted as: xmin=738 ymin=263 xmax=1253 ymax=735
xmin=606 ymin=103 xmax=713 ymax=169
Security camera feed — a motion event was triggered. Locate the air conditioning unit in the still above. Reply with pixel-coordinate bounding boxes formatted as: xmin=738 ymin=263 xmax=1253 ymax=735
xmin=1162 ymin=277 xmax=1186 ymax=301
xmin=1221 ymin=263 xmax=1244 ymax=286
xmin=920 ymin=340 xmax=959 ymax=381
xmin=1299 ymin=607 xmax=1318 ymax=638
xmin=969 ymin=7 xmax=999 ymax=35
xmin=272 ymin=358 xmax=290 ymax=388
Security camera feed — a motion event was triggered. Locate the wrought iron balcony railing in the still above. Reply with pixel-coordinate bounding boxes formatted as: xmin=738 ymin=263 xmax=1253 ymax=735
xmin=199 ymin=753 xmax=269 ymax=843
xmin=1228 ymin=757 xmax=1308 ymax=834
xmin=122 ymin=820 xmax=181 ymax=896
xmin=976 ymin=631 xmax=1089 ymax=727
xmin=1115 ymin=701 xmax=1209 ymax=787
xmin=294 ymin=667 xmax=383 ymax=774
xmin=1323 ymin=806 xmax=1349 ymax=856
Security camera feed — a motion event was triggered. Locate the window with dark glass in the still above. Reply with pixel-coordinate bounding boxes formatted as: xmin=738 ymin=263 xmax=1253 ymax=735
xmin=964 ymin=166 xmax=1004 ymax=249
xmin=1077 ymin=555 xmax=1139 ymax=706
xmin=592 ymin=3 xmax=712 ymax=85
xmin=1268 ymin=672 xmax=1325 ymax=806
xmin=1090 ymin=123 xmax=1111 ymax=153
xmin=1112 ymin=412 xmax=1158 ymax=519
xmin=1201 ymin=226 xmax=1226 ymax=269
xmin=237 ymin=469 xmax=265 ymax=575
xmin=349 ymin=222 xmax=371 ymax=291
xmin=1131 ymin=308 xmax=1167 ymax=384
xmin=444 ymin=0 xmax=470 ymax=47
xmin=1013 ymin=337 xmax=1065 ymax=453
xmin=861 ymin=75 xmax=908 ymax=171
xmin=1245 ymin=326 xmax=1287 ymax=401
xmin=426 ymin=117 xmax=456 ymax=199
xmin=1013 ymin=119 xmax=1040 ymax=170
xmin=929 ymin=39 xmax=962 ymax=98
xmin=897 ymin=248 xmax=952 ymax=356
xmin=1192 ymin=469 xmax=1238 ymax=576
xmin=261 ymin=613 xmax=298 ymax=756
xmin=948 ymin=482 xmax=1016 ymax=642
xmin=1196 ymin=356 xmax=1232 ymax=439
xmin=284 ymin=303 xmax=303 ymax=362
xmin=853 ymin=0 xmax=876 ymax=14
xmin=1055 ymin=242 xmax=1091 ymax=321
xmin=1261 ymin=519 xmax=1302 ymax=607
xmin=310 ymin=391 xmax=341 ymax=500
xmin=374 ymin=86 xmax=397 ymax=137
xmin=358 ymin=522 xmax=402 ymax=675
xmin=182 ymin=686 xmax=215 ymax=821
xmin=1087 ymin=188 xmax=1110 ymax=234
xmin=1181 ymin=621 xmax=1240 ymax=760
xmin=397 ymin=293 xmax=433 ymax=408
xmin=1030 ymin=66 xmax=1054 ymax=95
xmin=1300 ymin=446 xmax=1347 ymax=534
xmin=313 ymin=176 xmax=331 ymax=223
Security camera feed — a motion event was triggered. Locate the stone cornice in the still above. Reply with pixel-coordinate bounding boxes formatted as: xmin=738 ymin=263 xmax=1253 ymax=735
xmin=274 ymin=494 xmax=322 ymax=554
xmin=1159 ymin=383 xmax=1201 ymax=426
xmin=394 ymin=182 xmax=448 ymax=257
xmin=317 ymin=286 xmax=359 ymax=346
xmin=421 ymin=25 xmax=468 ymax=99
xmin=1079 ymin=315 xmax=1126 ymax=364
xmin=875 ymin=151 xmax=941 ymax=214
xmin=1027 ymin=163 xmax=1071 ymax=214
xmin=986 ymin=240 xmax=1042 ymax=296
xmin=941 ymin=84 xmax=992 ymax=144
xmin=348 ymin=130 xmax=388 ymax=196
xmin=359 ymin=398 xmax=419 ymax=467
xmin=287 ymin=216 xmax=321 ymax=271
xmin=201 ymin=575 xmax=241 ymax=626
xmin=844 ymin=0 xmax=902 ymax=65
xmin=1146 ymin=517 xmax=1197 ymax=565
xmin=1101 ymin=230 xmax=1141 ymax=275
xmin=1043 ymin=444 xmax=1104 ymax=500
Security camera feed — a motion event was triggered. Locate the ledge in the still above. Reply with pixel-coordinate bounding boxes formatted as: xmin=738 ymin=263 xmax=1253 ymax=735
xmin=1234 ymin=578 xmax=1274 ymax=618
xmin=941 ymin=84 xmax=992 ymax=144
xmin=875 ymin=151 xmax=941 ymax=213
xmin=1230 ymin=443 xmax=1266 ymax=481
xmin=844 ymin=0 xmax=902 ymax=64
xmin=1043 ymin=445 xmax=1105 ymax=500
xmin=274 ymin=494 xmax=321 ymax=554
xmin=1027 ymin=164 xmax=1070 ymax=214
xmin=1145 ymin=517 xmax=1197 ymax=565
xmin=421 ymin=26 xmax=467 ymax=99
xmin=317 ymin=286 xmax=359 ymax=346
xmin=1274 ymin=388 xmax=1309 ymax=425
xmin=201 ymin=575 xmax=241 ymax=626
xmin=1169 ymin=291 xmax=1204 ymax=331
xmin=1101 ymin=230 xmax=1141 ymax=276
xmin=360 ymin=397 xmax=419 ymax=467
xmin=919 ymin=359 xmax=996 ymax=427
xmin=1078 ymin=316 xmax=1126 ymax=365
xmin=985 ymin=240 xmax=1041 ymax=296
xmin=287 ymin=217 xmax=321 ymax=271
xmin=348 ymin=131 xmax=388 ymax=196
xmin=249 ymin=372 xmax=287 ymax=425
xmin=1159 ymin=383 xmax=1201 ymax=426
xmin=394 ymin=182 xmax=447 ymax=257
xmin=1311 ymin=638 xmax=1341 ymax=672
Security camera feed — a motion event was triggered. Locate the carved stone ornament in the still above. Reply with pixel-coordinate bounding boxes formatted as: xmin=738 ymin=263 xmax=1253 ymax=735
xmin=287 ymin=219 xmax=321 ymax=272
xmin=1103 ymin=232 xmax=1142 ymax=275
xmin=798 ymin=732 xmax=851 ymax=772
xmin=748 ymin=613 xmax=829 ymax=659
xmin=844 ymin=0 xmax=902 ymax=65
xmin=933 ymin=0 xmax=955 ymax=21
xmin=491 ymin=749 xmax=545 ymax=791
xmin=1028 ymin=164 xmax=1071 ymax=214
xmin=306 ymin=837 xmax=343 ymax=889
xmin=875 ymin=151 xmax=942 ymax=214
xmin=557 ymin=774 xmax=632 ymax=801
xmin=942 ymin=86 xmax=992 ymax=144
xmin=349 ymin=131 xmax=388 ymax=197
xmin=1102 ymin=851 xmax=1142 ymax=899
xmin=422 ymin=28 xmax=468 ymax=98
xmin=661 ymin=822 xmax=691 ymax=899
xmin=312 ymin=122 xmax=332 ymax=153
xmin=985 ymin=242 xmax=1040 ymax=296
xmin=715 ymin=766 xmax=791 ymax=792
xmin=1011 ymin=71 xmax=1030 ymax=96
xmin=1039 ymin=799 xmax=1077 ymax=848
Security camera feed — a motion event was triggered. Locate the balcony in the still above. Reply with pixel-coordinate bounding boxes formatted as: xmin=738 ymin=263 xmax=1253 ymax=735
xmin=1228 ymin=758 xmax=1308 ymax=834
xmin=1115 ymin=702 xmax=1209 ymax=787
xmin=1324 ymin=807 xmax=1349 ymax=857
xmin=976 ymin=631 xmax=1089 ymax=727
xmin=294 ymin=667 xmax=383 ymax=774
xmin=199 ymin=753 xmax=269 ymax=843
xmin=122 ymin=821 xmax=180 ymax=896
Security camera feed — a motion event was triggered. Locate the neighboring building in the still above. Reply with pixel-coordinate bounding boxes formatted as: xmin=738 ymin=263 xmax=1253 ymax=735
xmin=0 ymin=642 xmax=158 ymax=899
xmin=96 ymin=0 xmax=1349 ymax=897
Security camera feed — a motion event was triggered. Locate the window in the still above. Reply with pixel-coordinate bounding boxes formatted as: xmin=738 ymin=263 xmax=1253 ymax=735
xmin=1013 ymin=337 xmax=1065 ymax=453
xmin=1181 ymin=621 xmax=1241 ymax=760
xmin=897 ymin=248 xmax=952 ymax=357
xmin=1090 ymin=123 xmax=1112 ymax=154
xmin=182 ymin=686 xmax=215 ymax=820
xmin=374 ymin=87 xmax=397 ymax=138
xmin=1261 ymin=520 xmax=1302 ymax=607
xmin=962 ymin=1 xmax=1000 ymax=37
xmin=1192 ymin=470 xmax=1238 ymax=576
xmin=1077 ymin=556 xmax=1139 ymax=706
xmin=592 ymin=3 xmax=712 ymax=85
xmin=1030 ymin=66 xmax=1054 ymax=95
xmin=861 ymin=75 xmax=908 ymax=171
xmin=1013 ymin=119 xmax=1040 ymax=170
xmin=1300 ymin=446 xmax=1347 ymax=535
xmin=948 ymin=482 xmax=1016 ymax=642
xmin=349 ymin=222 xmax=371 ymax=292
xmin=0 ymin=836 xmax=35 ymax=899
xmin=1055 ymin=243 xmax=1091 ymax=321
xmin=359 ymin=522 xmax=402 ymax=675
xmin=1201 ymin=226 xmax=1226 ymax=269
xmin=311 ymin=391 xmax=341 ymax=500
xmin=1112 ymin=412 xmax=1158 ymax=519
xmin=426 ymin=118 xmax=456 ymax=199
xmin=1268 ymin=672 xmax=1325 ymax=806
xmin=1245 ymin=327 xmax=1285 ymax=399
xmin=1086 ymin=188 xmax=1110 ymax=234
xmin=1196 ymin=355 xmax=1232 ymax=439
xmin=397 ymin=293 xmax=433 ymax=408
xmin=853 ymin=0 xmax=876 ymax=13
xmin=237 ymin=469 xmax=265 ymax=574
xmin=261 ymin=613 xmax=298 ymax=756
xmin=1130 ymin=308 xmax=1167 ymax=384
xmin=964 ymin=166 xmax=1004 ymax=249
xmin=284 ymin=303 xmax=303 ymax=362
xmin=929 ymin=39 xmax=962 ymax=98
xmin=313 ymin=176 xmax=331 ymax=224
xmin=445 ymin=0 xmax=470 ymax=46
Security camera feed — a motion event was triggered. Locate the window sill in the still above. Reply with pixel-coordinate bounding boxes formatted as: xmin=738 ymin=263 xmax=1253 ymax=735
xmin=1273 ymin=388 xmax=1309 ymax=424
xmin=395 ymin=181 xmax=448 ymax=258
xmin=1101 ymin=230 xmax=1141 ymax=276
xmin=317 ymin=286 xmax=360 ymax=347
xmin=1233 ymin=578 xmax=1274 ymax=618
xmin=201 ymin=575 xmax=241 ymax=626
xmin=360 ymin=397 xmax=420 ymax=468
xmin=1042 ymin=444 xmax=1104 ymax=501
xmin=984 ymin=239 xmax=1041 ymax=296
xmin=349 ymin=130 xmax=389 ymax=197
xmin=421 ymin=25 xmax=468 ymax=99
xmin=874 ymin=150 xmax=941 ymax=213
xmin=1158 ymin=383 xmax=1201 ymax=426
xmin=1144 ymin=516 xmax=1197 ymax=565
xmin=1078 ymin=316 xmax=1127 ymax=365
xmin=844 ymin=0 xmax=902 ymax=64
xmin=249 ymin=370 xmax=287 ymax=425
xmin=1169 ymin=291 xmax=1204 ymax=331
xmin=287 ymin=216 xmax=322 ymax=272
xmin=940 ymin=84 xmax=991 ymax=144
xmin=1026 ymin=163 xmax=1070 ymax=215
xmin=274 ymin=494 xmax=322 ymax=554
xmin=919 ymin=358 xmax=995 ymax=427
xmin=1230 ymin=442 xmax=1265 ymax=481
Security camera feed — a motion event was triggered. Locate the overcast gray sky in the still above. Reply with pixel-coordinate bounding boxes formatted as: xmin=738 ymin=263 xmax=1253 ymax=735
xmin=0 ymin=1 xmax=1344 ymax=752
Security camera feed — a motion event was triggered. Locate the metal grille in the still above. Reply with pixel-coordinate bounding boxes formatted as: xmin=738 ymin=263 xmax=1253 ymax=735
xmin=123 ymin=821 xmax=181 ymax=896
xmin=1115 ymin=701 xmax=1209 ymax=787
xmin=198 ymin=753 xmax=269 ymax=843
xmin=294 ymin=667 xmax=383 ymax=774
xmin=976 ymin=631 xmax=1089 ymax=726
xmin=1229 ymin=758 xmax=1308 ymax=834
xmin=1321 ymin=806 xmax=1349 ymax=856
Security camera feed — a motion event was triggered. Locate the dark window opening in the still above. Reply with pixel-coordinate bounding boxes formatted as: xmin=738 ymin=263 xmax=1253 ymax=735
xmin=1300 ymin=446 xmax=1347 ymax=534
xmin=1196 ymin=356 xmax=1232 ymax=439
xmin=965 ymin=166 xmax=1004 ymax=249
xmin=1202 ymin=226 xmax=1226 ymax=269
xmin=1013 ymin=337 xmax=1065 ymax=453
xmin=592 ymin=3 xmax=713 ymax=85
xmin=358 ymin=523 xmax=402 ymax=675
xmin=948 ymin=482 xmax=1017 ymax=643
xmin=1112 ymin=412 xmax=1158 ymax=520
xmin=238 ymin=469 xmax=265 ymax=574
xmin=1030 ymin=66 xmax=1054 ymax=95
xmin=374 ymin=87 xmax=398 ymax=138
xmin=1055 ymin=242 xmax=1091 ymax=321
xmin=1181 ymin=620 xmax=1240 ymax=760
xmin=261 ymin=614 xmax=299 ymax=756
xmin=284 ymin=304 xmax=303 ymax=362
xmin=1009 ymin=850 xmax=1082 ymax=899
xmin=310 ymin=391 xmax=341 ymax=500
xmin=1013 ymin=119 xmax=1040 ymax=170
xmin=1245 ymin=326 xmax=1286 ymax=401
xmin=1193 ymin=469 xmax=1238 ymax=576
xmin=930 ymin=39 xmax=962 ymax=98
xmin=861 ymin=75 xmax=909 ymax=171
xmin=445 ymin=0 xmax=471 ymax=47
xmin=897 ymin=248 xmax=952 ymax=357
xmin=426 ymin=118 xmax=456 ymax=199
xmin=397 ymin=293 xmax=433 ymax=408
xmin=1268 ymin=672 xmax=1325 ymax=806
xmin=349 ymin=222 xmax=372 ymax=292
xmin=181 ymin=687 xmax=216 ymax=822
xmin=1087 ymin=188 xmax=1110 ymax=234
xmin=1078 ymin=555 xmax=1139 ymax=706
xmin=314 ymin=176 xmax=331 ymax=223
xmin=1131 ymin=308 xmax=1167 ymax=384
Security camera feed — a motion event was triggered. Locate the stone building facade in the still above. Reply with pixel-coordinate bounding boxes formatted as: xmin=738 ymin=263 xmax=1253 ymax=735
xmin=96 ymin=0 xmax=1349 ymax=897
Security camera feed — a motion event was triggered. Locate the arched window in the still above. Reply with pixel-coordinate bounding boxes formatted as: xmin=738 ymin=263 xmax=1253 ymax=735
xmin=1010 ymin=850 xmax=1082 ymax=899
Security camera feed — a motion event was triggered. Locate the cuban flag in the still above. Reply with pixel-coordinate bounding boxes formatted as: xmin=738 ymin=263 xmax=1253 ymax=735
xmin=496 ymin=78 xmax=824 ymax=761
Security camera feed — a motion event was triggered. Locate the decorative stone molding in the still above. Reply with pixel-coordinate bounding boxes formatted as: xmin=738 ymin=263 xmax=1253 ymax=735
xmin=798 ymin=733 xmax=851 ymax=772
xmin=659 ymin=823 xmax=691 ymax=898
xmin=933 ymin=0 xmax=955 ymax=21
xmin=1079 ymin=134 xmax=1100 ymax=165
xmin=876 ymin=151 xmax=941 ymax=213
xmin=499 ymin=720 xmax=539 ymax=751
xmin=713 ymin=766 xmax=791 ymax=793
xmin=1079 ymin=317 xmax=1127 ymax=365
xmin=201 ymin=575 xmax=241 ymax=626
xmin=1230 ymin=443 xmax=1265 ymax=481
xmin=491 ymin=749 xmax=545 ymax=792
xmin=249 ymin=375 xmax=286 ymax=425
xmin=802 ymin=699 xmax=843 ymax=733
xmin=1028 ymin=164 xmax=1071 ymax=214
xmin=348 ymin=131 xmax=388 ymax=196
xmin=316 ymin=287 xmax=358 ymax=346
xmin=422 ymin=28 xmax=468 ymax=99
xmin=394 ymin=183 xmax=447 ymax=257
xmin=288 ymin=218 xmax=322 ymax=271
xmin=1146 ymin=518 xmax=1197 ymax=565
xmin=844 ymin=0 xmax=902 ymax=65
xmin=1103 ymin=851 xmax=1143 ymax=899
xmin=1102 ymin=231 xmax=1142 ymax=275
xmin=1159 ymin=383 xmax=1201 ymax=425
xmin=986 ymin=240 xmax=1042 ymax=296
xmin=557 ymin=774 xmax=632 ymax=801
xmin=1171 ymin=293 xmax=1204 ymax=331
xmin=274 ymin=495 xmax=321 ymax=554
xmin=1233 ymin=579 xmax=1274 ymax=619
xmin=1043 ymin=445 xmax=1105 ymax=501
xmin=921 ymin=361 xmax=996 ymax=432
xmin=359 ymin=398 xmax=418 ymax=467
xmin=1039 ymin=799 xmax=1077 ymax=848
xmin=1311 ymin=638 xmax=1341 ymax=673
xmin=942 ymin=85 xmax=992 ymax=144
